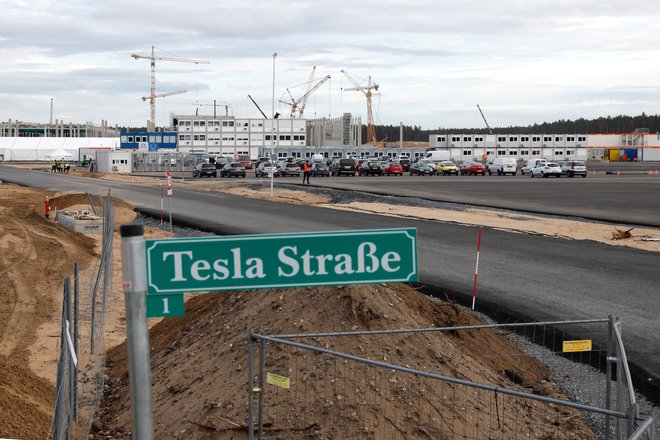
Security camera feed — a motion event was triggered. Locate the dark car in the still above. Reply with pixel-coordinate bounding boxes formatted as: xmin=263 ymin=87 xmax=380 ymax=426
xmin=312 ymin=163 xmax=330 ymax=177
xmin=330 ymin=158 xmax=357 ymax=176
xmin=358 ymin=160 xmax=383 ymax=176
xmin=192 ymin=163 xmax=217 ymax=178
xmin=460 ymin=160 xmax=487 ymax=175
xmin=279 ymin=162 xmax=301 ymax=177
xmin=213 ymin=157 xmax=231 ymax=170
xmin=220 ymin=162 xmax=246 ymax=178
xmin=410 ymin=160 xmax=436 ymax=176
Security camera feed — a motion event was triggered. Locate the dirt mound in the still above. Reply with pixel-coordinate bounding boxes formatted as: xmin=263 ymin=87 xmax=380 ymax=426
xmin=0 ymin=185 xmax=135 ymax=440
xmin=0 ymin=354 xmax=55 ymax=439
xmin=95 ymin=285 xmax=594 ymax=439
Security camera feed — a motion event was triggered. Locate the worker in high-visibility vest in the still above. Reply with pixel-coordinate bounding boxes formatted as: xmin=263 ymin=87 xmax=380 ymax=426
xmin=302 ymin=162 xmax=311 ymax=184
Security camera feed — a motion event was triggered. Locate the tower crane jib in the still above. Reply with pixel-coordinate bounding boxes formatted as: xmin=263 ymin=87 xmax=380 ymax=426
xmin=340 ymin=70 xmax=380 ymax=145
xmin=131 ymin=45 xmax=210 ymax=131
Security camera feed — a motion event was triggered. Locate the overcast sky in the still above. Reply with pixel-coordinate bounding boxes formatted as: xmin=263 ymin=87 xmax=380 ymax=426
xmin=2 ymin=0 xmax=660 ymax=130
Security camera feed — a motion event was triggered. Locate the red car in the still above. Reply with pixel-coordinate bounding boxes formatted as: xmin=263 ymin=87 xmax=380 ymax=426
xmin=383 ymin=162 xmax=404 ymax=176
xmin=460 ymin=161 xmax=487 ymax=175
xmin=237 ymin=155 xmax=253 ymax=169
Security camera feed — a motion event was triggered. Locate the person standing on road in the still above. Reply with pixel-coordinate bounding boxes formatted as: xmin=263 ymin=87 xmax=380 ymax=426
xmin=302 ymin=162 xmax=311 ymax=184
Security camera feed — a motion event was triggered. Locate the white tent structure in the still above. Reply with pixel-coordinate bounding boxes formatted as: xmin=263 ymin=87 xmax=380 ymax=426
xmin=47 ymin=146 xmax=74 ymax=161
xmin=0 ymin=137 xmax=120 ymax=161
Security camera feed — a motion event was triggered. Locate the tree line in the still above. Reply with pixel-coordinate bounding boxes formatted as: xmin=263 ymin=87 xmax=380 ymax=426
xmin=370 ymin=113 xmax=660 ymax=144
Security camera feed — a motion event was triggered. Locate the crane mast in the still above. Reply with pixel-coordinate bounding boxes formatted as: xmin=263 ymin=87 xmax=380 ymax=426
xmin=477 ymin=104 xmax=493 ymax=135
xmin=341 ymin=70 xmax=379 ymax=145
xmin=131 ymin=46 xmax=210 ymax=131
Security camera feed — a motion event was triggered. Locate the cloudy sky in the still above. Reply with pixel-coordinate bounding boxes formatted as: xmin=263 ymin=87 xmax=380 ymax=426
xmin=2 ymin=0 xmax=660 ymax=130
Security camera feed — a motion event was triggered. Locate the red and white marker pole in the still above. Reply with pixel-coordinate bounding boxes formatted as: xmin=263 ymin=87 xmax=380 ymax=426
xmin=159 ymin=180 xmax=164 ymax=225
xmin=471 ymin=227 xmax=483 ymax=311
xmin=45 ymin=195 xmax=50 ymax=218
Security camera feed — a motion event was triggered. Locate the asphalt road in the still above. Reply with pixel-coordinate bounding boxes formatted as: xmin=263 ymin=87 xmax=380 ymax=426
xmin=1 ymin=165 xmax=658 ymax=402
xmin=305 ymin=172 xmax=660 ymax=227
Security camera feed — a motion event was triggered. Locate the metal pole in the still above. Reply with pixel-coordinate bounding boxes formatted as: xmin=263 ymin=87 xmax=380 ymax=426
xmin=54 ymin=279 xmax=69 ymax=440
xmin=258 ymin=338 xmax=266 ymax=440
xmin=271 ymin=52 xmax=277 ymax=199
xmin=605 ymin=315 xmax=613 ymax=440
xmin=73 ymin=261 xmax=79 ymax=420
xmin=247 ymin=330 xmax=255 ymax=440
xmin=65 ymin=277 xmax=73 ymax=440
xmin=120 ymin=224 xmax=154 ymax=439
xmin=168 ymin=194 xmax=173 ymax=236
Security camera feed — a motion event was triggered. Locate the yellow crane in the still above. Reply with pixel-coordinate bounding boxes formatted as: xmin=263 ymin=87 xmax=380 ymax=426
xmin=131 ymin=46 xmax=210 ymax=130
xmin=341 ymin=70 xmax=380 ymax=145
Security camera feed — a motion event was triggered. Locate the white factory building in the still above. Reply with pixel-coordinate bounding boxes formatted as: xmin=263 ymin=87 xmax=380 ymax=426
xmin=428 ymin=131 xmax=660 ymax=162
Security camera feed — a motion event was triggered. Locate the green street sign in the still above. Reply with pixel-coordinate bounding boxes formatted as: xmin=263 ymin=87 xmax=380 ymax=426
xmin=146 ymin=293 xmax=185 ymax=317
xmin=146 ymin=228 xmax=418 ymax=295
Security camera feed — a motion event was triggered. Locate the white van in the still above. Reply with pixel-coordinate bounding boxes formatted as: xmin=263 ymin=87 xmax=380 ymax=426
xmin=424 ymin=150 xmax=451 ymax=162
xmin=311 ymin=153 xmax=324 ymax=164
xmin=521 ymin=158 xmax=547 ymax=175
xmin=487 ymin=157 xmax=517 ymax=175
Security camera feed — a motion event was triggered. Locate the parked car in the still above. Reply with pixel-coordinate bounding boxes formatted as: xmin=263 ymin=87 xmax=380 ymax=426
xmin=330 ymin=158 xmax=357 ymax=176
xmin=410 ymin=160 xmax=436 ymax=176
xmin=487 ymin=157 xmax=518 ymax=175
xmin=530 ymin=162 xmax=562 ymax=178
xmin=213 ymin=156 xmax=231 ymax=170
xmin=459 ymin=161 xmax=487 ymax=175
xmin=383 ymin=162 xmax=404 ymax=176
xmin=393 ymin=158 xmax=410 ymax=173
xmin=255 ymin=161 xmax=278 ymax=178
xmin=358 ymin=160 xmax=384 ymax=176
xmin=220 ymin=162 xmax=246 ymax=178
xmin=434 ymin=161 xmax=459 ymax=175
xmin=192 ymin=163 xmax=217 ymax=178
xmin=237 ymin=155 xmax=253 ymax=169
xmin=279 ymin=162 xmax=301 ymax=177
xmin=312 ymin=163 xmax=330 ymax=177
xmin=521 ymin=159 xmax=547 ymax=175
xmin=560 ymin=160 xmax=587 ymax=177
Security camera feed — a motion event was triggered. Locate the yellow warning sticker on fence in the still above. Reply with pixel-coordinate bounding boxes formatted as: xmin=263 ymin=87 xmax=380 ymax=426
xmin=562 ymin=340 xmax=592 ymax=352
xmin=267 ymin=372 xmax=290 ymax=389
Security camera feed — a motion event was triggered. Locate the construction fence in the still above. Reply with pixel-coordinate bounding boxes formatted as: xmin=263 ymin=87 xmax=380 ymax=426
xmin=248 ymin=318 xmax=655 ymax=440
xmin=48 ymin=192 xmax=114 ymax=439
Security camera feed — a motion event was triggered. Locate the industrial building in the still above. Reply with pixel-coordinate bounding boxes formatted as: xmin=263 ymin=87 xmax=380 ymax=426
xmin=428 ymin=130 xmax=660 ymax=162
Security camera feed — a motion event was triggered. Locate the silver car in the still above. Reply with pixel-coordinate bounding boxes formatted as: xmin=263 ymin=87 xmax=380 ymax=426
xmin=560 ymin=160 xmax=587 ymax=177
xmin=530 ymin=162 xmax=562 ymax=178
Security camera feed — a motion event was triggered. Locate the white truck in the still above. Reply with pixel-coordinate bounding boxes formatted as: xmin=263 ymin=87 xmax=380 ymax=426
xmin=423 ymin=150 xmax=451 ymax=161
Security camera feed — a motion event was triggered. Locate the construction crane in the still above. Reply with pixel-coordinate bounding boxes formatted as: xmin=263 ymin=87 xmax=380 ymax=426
xmin=179 ymin=100 xmax=232 ymax=117
xmin=341 ymin=70 xmax=380 ymax=145
xmin=477 ymin=104 xmax=493 ymax=135
xmin=247 ymin=94 xmax=268 ymax=119
xmin=131 ymin=46 xmax=210 ymax=131
xmin=279 ymin=67 xmax=332 ymax=118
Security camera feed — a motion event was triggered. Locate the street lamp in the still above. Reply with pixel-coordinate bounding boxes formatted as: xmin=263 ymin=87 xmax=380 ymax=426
xmin=271 ymin=52 xmax=278 ymax=198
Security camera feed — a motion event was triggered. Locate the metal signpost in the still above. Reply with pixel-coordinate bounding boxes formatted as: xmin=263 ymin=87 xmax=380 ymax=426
xmin=122 ymin=227 xmax=417 ymax=438
xmin=145 ymin=228 xmax=418 ymax=295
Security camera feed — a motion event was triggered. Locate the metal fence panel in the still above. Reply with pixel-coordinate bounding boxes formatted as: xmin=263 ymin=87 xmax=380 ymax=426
xmin=250 ymin=319 xmax=650 ymax=440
